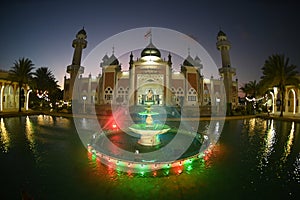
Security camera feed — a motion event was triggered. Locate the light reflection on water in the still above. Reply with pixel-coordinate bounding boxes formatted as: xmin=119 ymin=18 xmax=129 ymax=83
xmin=293 ymin=153 xmax=300 ymax=183
xmin=37 ymin=115 xmax=54 ymax=126
xmin=25 ymin=116 xmax=36 ymax=152
xmin=1 ymin=116 xmax=299 ymax=199
xmin=0 ymin=118 xmax=10 ymax=153
xmin=281 ymin=122 xmax=295 ymax=163
xmin=259 ymin=119 xmax=276 ymax=169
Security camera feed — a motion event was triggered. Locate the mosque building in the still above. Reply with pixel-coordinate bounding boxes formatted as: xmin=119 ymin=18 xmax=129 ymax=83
xmin=63 ymin=28 xmax=239 ymax=115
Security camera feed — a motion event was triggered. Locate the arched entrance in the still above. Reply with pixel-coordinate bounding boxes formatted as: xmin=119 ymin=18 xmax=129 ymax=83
xmin=268 ymin=91 xmax=275 ymax=114
xmin=287 ymin=89 xmax=296 ymax=114
xmin=136 ymin=74 xmax=164 ymax=105
xmin=3 ymin=85 xmax=14 ymax=109
xmin=137 ymin=84 xmax=163 ymax=105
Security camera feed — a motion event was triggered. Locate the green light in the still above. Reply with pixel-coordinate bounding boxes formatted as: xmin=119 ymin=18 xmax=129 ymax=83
xmin=116 ymin=168 xmax=122 ymax=176
xmin=186 ymin=165 xmax=193 ymax=171
xmin=163 ymin=169 xmax=170 ymax=176
xmin=140 ymin=171 xmax=145 ymax=176
xmin=92 ymin=154 xmax=97 ymax=161
xmin=198 ymin=153 xmax=204 ymax=158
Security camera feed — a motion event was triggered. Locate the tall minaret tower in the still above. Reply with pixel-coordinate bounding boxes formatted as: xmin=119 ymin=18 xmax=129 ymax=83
xmin=66 ymin=28 xmax=87 ymax=100
xmin=216 ymin=30 xmax=236 ymax=115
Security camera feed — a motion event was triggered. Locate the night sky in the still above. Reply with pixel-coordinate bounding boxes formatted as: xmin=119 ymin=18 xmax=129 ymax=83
xmin=1 ymin=0 xmax=299 ymax=89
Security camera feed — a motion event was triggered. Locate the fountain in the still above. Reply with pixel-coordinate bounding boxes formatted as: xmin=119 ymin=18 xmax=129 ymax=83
xmin=87 ymin=90 xmax=210 ymax=174
xmin=128 ymin=100 xmax=170 ymax=146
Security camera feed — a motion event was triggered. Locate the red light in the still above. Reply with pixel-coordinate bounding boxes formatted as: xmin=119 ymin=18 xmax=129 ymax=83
xmin=112 ymin=124 xmax=117 ymax=129
xmin=153 ymin=171 xmax=157 ymax=177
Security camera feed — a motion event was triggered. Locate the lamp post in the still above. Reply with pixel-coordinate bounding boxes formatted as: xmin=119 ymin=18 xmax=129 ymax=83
xmin=82 ymin=96 xmax=86 ymax=113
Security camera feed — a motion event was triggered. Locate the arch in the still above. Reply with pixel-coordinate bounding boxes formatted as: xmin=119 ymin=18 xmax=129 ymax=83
xmin=269 ymin=91 xmax=275 ymax=113
xmin=136 ymin=84 xmax=163 ymax=105
xmin=171 ymin=87 xmax=176 ymax=104
xmin=15 ymin=87 xmax=26 ymax=110
xmin=287 ymin=89 xmax=296 ymax=114
xmin=0 ymin=85 xmax=4 ymax=111
xmin=116 ymin=87 xmax=125 ymax=104
xmin=104 ymin=87 xmax=113 ymax=103
xmin=188 ymin=88 xmax=197 ymax=102
xmin=3 ymin=85 xmax=15 ymax=109
xmin=215 ymin=91 xmax=221 ymax=104
xmin=175 ymin=87 xmax=184 ymax=104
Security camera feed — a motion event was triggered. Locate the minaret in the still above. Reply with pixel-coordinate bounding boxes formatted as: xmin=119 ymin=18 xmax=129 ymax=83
xmin=216 ymin=30 xmax=236 ymax=115
xmin=66 ymin=28 xmax=87 ymax=100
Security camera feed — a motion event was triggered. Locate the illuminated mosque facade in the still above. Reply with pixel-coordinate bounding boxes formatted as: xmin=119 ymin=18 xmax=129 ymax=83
xmin=63 ymin=28 xmax=240 ymax=114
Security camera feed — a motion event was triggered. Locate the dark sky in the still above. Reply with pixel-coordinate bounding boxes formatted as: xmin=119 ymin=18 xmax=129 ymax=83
xmin=1 ymin=0 xmax=299 ymax=88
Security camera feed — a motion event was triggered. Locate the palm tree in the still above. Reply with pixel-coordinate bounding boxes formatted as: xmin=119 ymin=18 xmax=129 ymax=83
xmin=260 ymin=54 xmax=300 ymax=117
xmin=8 ymin=58 xmax=35 ymax=112
xmin=240 ymin=83 xmax=250 ymax=98
xmin=240 ymin=80 xmax=260 ymax=98
xmin=240 ymin=80 xmax=261 ymax=114
xmin=32 ymin=67 xmax=61 ymax=109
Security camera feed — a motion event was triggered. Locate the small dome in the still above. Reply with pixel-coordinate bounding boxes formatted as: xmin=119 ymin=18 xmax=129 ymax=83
xmin=194 ymin=56 xmax=201 ymax=62
xmin=108 ymin=54 xmax=119 ymax=65
xmin=183 ymin=55 xmax=194 ymax=66
xmin=102 ymin=54 xmax=109 ymax=61
xmin=141 ymin=42 xmax=161 ymax=58
xmin=78 ymin=28 xmax=87 ymax=36
xmin=217 ymin=30 xmax=226 ymax=37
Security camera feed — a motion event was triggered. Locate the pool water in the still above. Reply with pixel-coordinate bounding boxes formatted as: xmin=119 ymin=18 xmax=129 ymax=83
xmin=0 ymin=115 xmax=299 ymax=199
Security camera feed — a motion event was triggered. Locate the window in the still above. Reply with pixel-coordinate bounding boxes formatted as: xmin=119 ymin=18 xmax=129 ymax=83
xmin=104 ymin=87 xmax=113 ymax=101
xmin=188 ymin=96 xmax=196 ymax=101
xmin=188 ymin=88 xmax=197 ymax=102
xmin=175 ymin=87 xmax=184 ymax=104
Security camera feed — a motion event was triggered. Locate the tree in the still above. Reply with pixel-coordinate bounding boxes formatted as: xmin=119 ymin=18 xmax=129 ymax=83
xmin=260 ymin=54 xmax=300 ymax=117
xmin=240 ymin=80 xmax=260 ymax=98
xmin=240 ymin=80 xmax=262 ymax=114
xmin=32 ymin=67 xmax=61 ymax=109
xmin=8 ymin=58 xmax=35 ymax=112
xmin=240 ymin=83 xmax=250 ymax=98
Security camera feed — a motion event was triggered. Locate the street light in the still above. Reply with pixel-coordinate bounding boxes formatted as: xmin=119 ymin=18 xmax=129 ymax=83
xmin=82 ymin=96 xmax=87 ymax=113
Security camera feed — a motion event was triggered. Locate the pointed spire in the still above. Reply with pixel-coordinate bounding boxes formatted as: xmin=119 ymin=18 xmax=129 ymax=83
xmin=144 ymin=28 xmax=152 ymax=43
xmin=129 ymin=52 xmax=134 ymax=68
xmin=168 ymin=52 xmax=172 ymax=66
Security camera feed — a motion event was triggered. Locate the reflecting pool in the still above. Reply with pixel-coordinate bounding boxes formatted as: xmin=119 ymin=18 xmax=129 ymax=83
xmin=0 ymin=115 xmax=299 ymax=199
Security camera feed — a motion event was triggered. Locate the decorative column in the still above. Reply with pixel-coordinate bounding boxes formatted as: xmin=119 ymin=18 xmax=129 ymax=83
xmin=216 ymin=30 xmax=236 ymax=115
xmin=66 ymin=28 xmax=87 ymax=102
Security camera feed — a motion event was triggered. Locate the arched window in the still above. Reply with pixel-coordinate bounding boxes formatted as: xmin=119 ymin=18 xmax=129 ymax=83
xmin=125 ymin=87 xmax=129 ymax=100
xmin=203 ymin=89 xmax=210 ymax=104
xmin=176 ymin=87 xmax=184 ymax=104
xmin=188 ymin=88 xmax=197 ymax=101
xmin=116 ymin=87 xmax=125 ymax=104
xmin=104 ymin=87 xmax=113 ymax=101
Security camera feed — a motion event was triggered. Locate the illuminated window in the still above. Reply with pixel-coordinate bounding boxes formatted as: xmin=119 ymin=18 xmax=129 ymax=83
xmin=116 ymin=87 xmax=125 ymax=103
xmin=188 ymin=88 xmax=197 ymax=101
xmin=175 ymin=87 xmax=184 ymax=104
xmin=104 ymin=87 xmax=113 ymax=101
